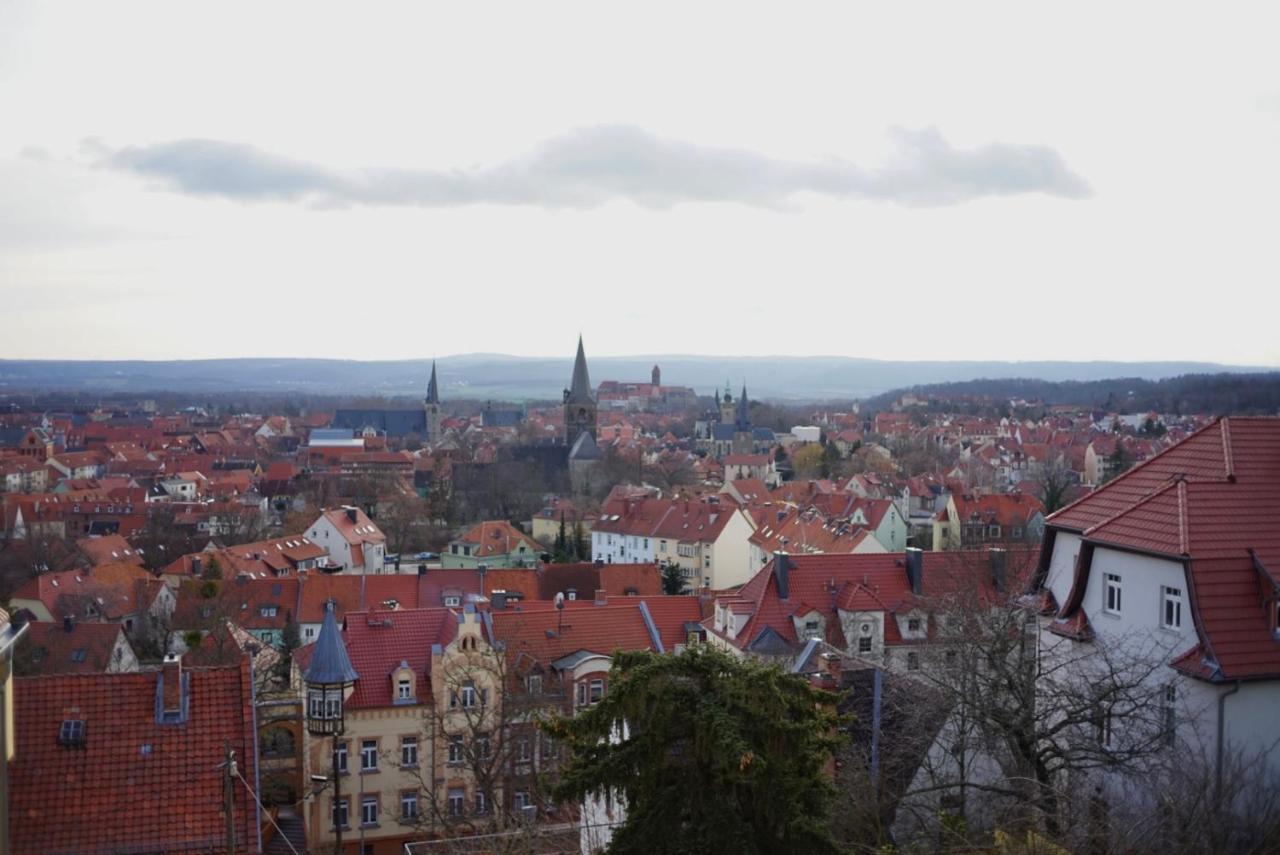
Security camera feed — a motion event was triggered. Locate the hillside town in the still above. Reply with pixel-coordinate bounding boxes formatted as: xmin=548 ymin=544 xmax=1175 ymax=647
xmin=0 ymin=339 xmax=1274 ymax=853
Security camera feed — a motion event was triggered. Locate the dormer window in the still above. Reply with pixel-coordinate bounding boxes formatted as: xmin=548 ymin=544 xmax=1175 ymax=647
xmin=397 ymin=676 xmax=413 ymax=701
xmin=907 ymin=618 xmax=921 ymax=632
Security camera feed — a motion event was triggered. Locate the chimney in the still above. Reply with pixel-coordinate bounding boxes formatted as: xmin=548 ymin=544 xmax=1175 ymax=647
xmin=346 ymin=507 xmax=358 ymax=524
xmin=821 ymin=651 xmax=842 ymax=681
xmin=989 ymin=547 xmax=1007 ymax=593
xmin=162 ymin=653 xmax=183 ymax=716
xmin=491 ymin=591 xmax=507 ymax=610
xmin=905 ymin=547 xmax=924 ymax=595
xmin=594 ymin=589 xmax=607 ymax=606
xmin=63 ymin=615 xmax=74 ymax=633
xmin=773 ymin=551 xmax=791 ymax=600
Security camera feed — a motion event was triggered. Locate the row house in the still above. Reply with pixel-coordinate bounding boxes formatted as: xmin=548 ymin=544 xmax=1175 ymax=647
xmin=0 ymin=458 xmax=48 ymax=493
xmin=704 ymin=548 xmax=1025 ymax=677
xmin=932 ymin=491 xmax=1045 ymax=551
xmin=161 ymin=533 xmax=330 ymax=584
xmin=591 ymin=497 xmax=757 ymax=590
xmin=8 ymin=561 xmax=175 ymax=637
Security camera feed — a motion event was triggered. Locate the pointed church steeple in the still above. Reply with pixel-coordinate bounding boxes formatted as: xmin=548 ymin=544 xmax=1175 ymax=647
xmin=425 ymin=361 xmax=440 ymax=405
xmin=735 ymin=383 xmax=750 ymax=430
xmin=566 ymin=335 xmax=593 ymax=404
xmin=563 ymin=336 xmax=597 ymax=445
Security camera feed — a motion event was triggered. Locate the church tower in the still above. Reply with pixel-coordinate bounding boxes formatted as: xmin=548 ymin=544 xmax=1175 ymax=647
xmin=424 ymin=360 xmax=442 ymax=444
xmin=651 ymin=364 xmax=661 ymax=387
xmin=732 ymin=383 xmax=753 ymax=455
xmin=563 ymin=336 xmax=597 ymax=445
xmin=719 ymin=379 xmax=736 ymax=425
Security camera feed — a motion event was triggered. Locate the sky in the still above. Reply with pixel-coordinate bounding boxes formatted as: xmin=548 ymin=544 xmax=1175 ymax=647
xmin=2 ymin=1 xmax=1279 ymax=365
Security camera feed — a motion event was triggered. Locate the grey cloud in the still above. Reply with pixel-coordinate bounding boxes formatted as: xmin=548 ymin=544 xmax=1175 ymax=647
xmin=98 ymin=124 xmax=1091 ymax=209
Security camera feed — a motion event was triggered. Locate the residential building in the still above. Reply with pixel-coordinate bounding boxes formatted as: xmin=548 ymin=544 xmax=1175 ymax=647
xmin=591 ymin=497 xmax=757 ymax=589
xmin=9 ymin=656 xmax=261 ymax=853
xmin=442 ymin=520 xmax=543 ymax=569
xmin=16 ymin=619 xmax=139 ymax=675
xmin=307 ymin=506 xmax=387 ymax=574
xmin=932 ymin=491 xmax=1045 ymax=551
xmin=1031 ymin=416 xmax=1280 ymax=787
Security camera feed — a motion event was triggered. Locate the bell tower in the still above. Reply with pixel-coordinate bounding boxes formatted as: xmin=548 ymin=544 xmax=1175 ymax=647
xmin=563 ymin=336 xmax=597 ymax=445
xmin=424 ymin=360 xmax=442 ymax=444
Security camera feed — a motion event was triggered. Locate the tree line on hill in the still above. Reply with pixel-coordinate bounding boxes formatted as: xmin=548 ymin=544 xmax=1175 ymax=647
xmin=864 ymin=372 xmax=1280 ymax=416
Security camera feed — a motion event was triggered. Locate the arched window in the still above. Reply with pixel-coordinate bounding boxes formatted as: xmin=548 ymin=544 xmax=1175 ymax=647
xmin=260 ymin=727 xmax=295 ymax=758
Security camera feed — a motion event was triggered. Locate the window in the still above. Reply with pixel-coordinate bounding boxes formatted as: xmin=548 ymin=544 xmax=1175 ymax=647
xmin=401 ymin=791 xmax=418 ymax=821
xmin=590 ymin=678 xmax=604 ymax=704
xmin=517 ymin=737 xmax=531 ymax=762
xmin=475 ymin=733 xmax=491 ymax=758
xmin=475 ymin=791 xmax=487 ymax=815
xmin=58 ymin=719 xmax=86 ymax=747
xmin=526 ymin=673 xmax=542 ymax=695
xmin=448 ymin=736 xmax=464 ymax=765
xmin=1162 ymin=684 xmax=1177 ymax=747
xmin=907 ymin=618 xmax=921 ymax=632
xmin=335 ymin=741 xmax=348 ymax=773
xmin=1098 ymin=706 xmax=1115 ymax=750
xmin=1012 ymin=526 xmax=1024 ymax=539
xmin=401 ymin=736 xmax=418 ymax=767
xmin=397 ymin=677 xmax=413 ymax=701
xmin=542 ymin=734 xmax=558 ymax=761
xmin=304 ymin=626 xmax=316 ymax=640
xmin=361 ymin=796 xmax=378 ymax=826
xmin=260 ymin=606 xmax=278 ymax=618
xmin=1104 ymin=573 xmax=1122 ymax=615
xmin=803 ymin=619 xmax=821 ymax=640
xmin=332 ymin=797 xmax=349 ymax=829
xmin=448 ymin=788 xmax=465 ymax=817
xmin=858 ymin=636 xmax=872 ymax=654
xmin=1161 ymin=586 xmax=1183 ymax=630
xmin=443 ymin=595 xmax=461 ymax=607
xmin=361 ymin=739 xmax=377 ymax=771
xmin=457 ymin=683 xmax=477 ymax=709
xmin=906 ymin=652 xmax=921 ymax=671
xmin=513 ymin=790 xmax=530 ymax=811
xmin=987 ymin=525 xmax=1001 ymax=538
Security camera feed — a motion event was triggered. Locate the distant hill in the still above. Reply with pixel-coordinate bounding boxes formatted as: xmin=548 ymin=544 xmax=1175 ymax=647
xmin=863 ymin=373 xmax=1280 ymax=415
xmin=0 ymin=355 xmax=1271 ymax=403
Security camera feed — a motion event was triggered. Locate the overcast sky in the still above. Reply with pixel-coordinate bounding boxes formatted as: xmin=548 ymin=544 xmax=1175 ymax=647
xmin=2 ymin=1 xmax=1279 ymax=365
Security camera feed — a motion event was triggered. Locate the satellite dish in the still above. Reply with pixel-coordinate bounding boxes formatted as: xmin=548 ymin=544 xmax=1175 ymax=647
xmin=554 ymin=592 xmax=565 ymax=610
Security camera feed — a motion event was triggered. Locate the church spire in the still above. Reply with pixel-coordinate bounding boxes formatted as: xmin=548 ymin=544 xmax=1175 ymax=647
xmin=425 ymin=360 xmax=440 ymax=405
xmin=735 ymin=383 xmax=750 ymax=430
xmin=566 ymin=335 xmax=593 ymax=404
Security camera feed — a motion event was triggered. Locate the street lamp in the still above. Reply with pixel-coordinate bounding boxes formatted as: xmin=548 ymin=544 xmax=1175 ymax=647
xmin=304 ymin=599 xmax=358 ymax=852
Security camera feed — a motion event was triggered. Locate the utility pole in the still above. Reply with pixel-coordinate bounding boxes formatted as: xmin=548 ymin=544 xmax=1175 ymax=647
xmin=222 ymin=740 xmax=237 ymax=855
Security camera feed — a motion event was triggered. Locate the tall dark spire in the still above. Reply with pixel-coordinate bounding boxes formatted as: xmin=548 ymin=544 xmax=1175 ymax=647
xmin=735 ymin=383 xmax=750 ymax=430
xmin=425 ymin=360 xmax=440 ymax=405
xmin=566 ymin=335 xmax=593 ymax=404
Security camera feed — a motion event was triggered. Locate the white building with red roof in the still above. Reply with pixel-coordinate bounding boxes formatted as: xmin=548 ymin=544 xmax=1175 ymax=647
xmin=306 ymin=505 xmax=387 ymax=574
xmin=1031 ymin=416 xmax=1280 ymax=785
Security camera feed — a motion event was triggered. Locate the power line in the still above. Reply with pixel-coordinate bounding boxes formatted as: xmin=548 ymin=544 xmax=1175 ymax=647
xmin=233 ymin=767 xmax=303 ymax=855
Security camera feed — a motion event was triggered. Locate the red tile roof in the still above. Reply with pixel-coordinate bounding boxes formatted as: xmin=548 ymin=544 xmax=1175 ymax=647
xmin=489 ymin=597 xmax=700 ymax=666
xmin=1044 ymin=417 xmax=1280 ymax=680
xmin=19 ymin=620 xmax=131 ymax=674
xmin=340 ymin=607 xmax=457 ymax=709
xmin=455 ymin=520 xmax=541 ymax=558
xmin=10 ymin=660 xmax=259 ymax=854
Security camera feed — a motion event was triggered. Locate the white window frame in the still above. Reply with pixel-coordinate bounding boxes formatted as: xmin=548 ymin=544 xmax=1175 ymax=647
xmin=1161 ymin=586 xmax=1183 ymax=630
xmin=401 ymin=791 xmax=418 ymax=820
xmin=401 ymin=736 xmax=418 ymax=767
xmin=360 ymin=739 xmax=377 ymax=771
xmin=1104 ymin=573 xmax=1122 ymax=615
xmin=397 ymin=677 xmax=412 ymax=700
xmin=361 ymin=796 xmax=378 ymax=826
xmin=332 ymin=797 xmax=349 ymax=829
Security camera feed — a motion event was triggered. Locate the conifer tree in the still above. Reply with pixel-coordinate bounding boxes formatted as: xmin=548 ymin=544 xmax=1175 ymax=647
xmin=546 ymin=647 xmax=845 ymax=855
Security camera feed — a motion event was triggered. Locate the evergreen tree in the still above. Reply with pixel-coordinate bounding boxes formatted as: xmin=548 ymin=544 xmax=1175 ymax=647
xmin=546 ymin=647 xmax=845 ymax=855
xmin=201 ymin=554 xmax=221 ymax=581
xmin=553 ymin=512 xmax=569 ymax=563
xmin=660 ymin=562 xmax=687 ymax=595
xmin=572 ymin=521 xmax=588 ymax=562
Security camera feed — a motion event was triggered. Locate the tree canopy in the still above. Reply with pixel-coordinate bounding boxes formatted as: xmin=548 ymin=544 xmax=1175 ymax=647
xmin=546 ymin=647 xmax=845 ymax=855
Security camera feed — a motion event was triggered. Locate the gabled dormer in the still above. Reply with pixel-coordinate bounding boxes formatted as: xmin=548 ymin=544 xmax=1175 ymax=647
xmin=391 ymin=659 xmax=417 ymax=704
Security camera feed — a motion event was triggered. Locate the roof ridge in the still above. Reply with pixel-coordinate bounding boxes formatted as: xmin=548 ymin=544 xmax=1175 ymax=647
xmin=1220 ymin=417 xmax=1236 ymax=482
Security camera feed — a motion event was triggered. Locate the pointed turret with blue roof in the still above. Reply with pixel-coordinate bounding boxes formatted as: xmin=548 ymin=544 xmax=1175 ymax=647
xmin=305 ymin=599 xmax=359 ymax=687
